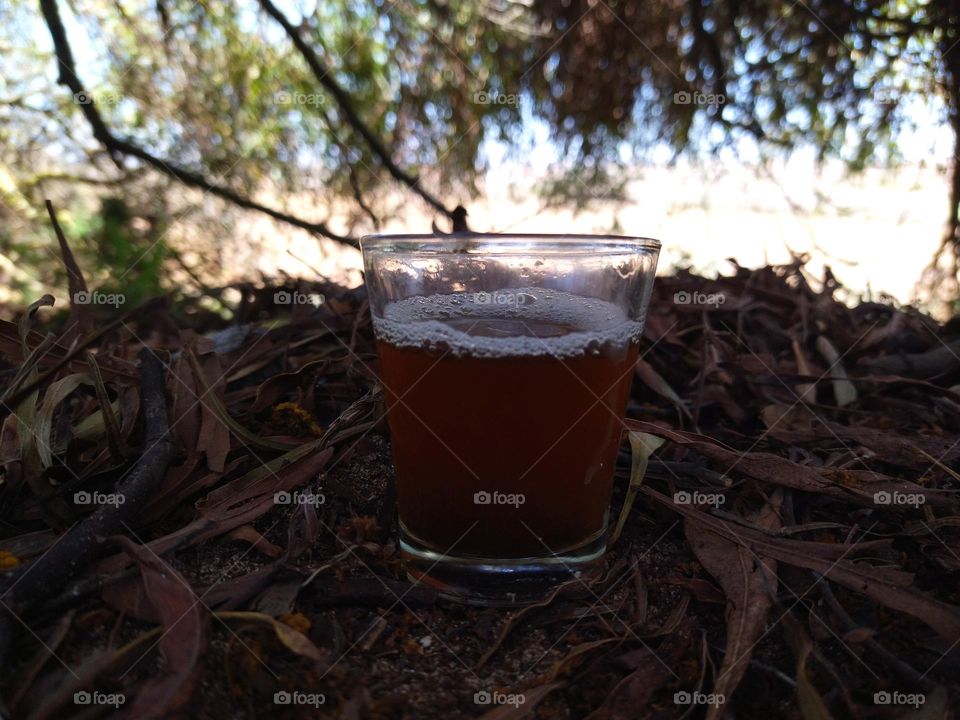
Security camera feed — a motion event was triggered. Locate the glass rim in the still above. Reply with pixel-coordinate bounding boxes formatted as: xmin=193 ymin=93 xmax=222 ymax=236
xmin=360 ymin=232 xmax=661 ymax=254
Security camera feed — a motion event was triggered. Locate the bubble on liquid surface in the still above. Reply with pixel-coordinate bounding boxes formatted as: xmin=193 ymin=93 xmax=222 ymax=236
xmin=374 ymin=288 xmax=642 ymax=358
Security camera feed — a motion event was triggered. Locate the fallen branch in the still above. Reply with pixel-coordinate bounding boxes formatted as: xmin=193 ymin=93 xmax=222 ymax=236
xmin=0 ymin=348 xmax=176 ymax=667
xmin=858 ymin=338 xmax=960 ymax=377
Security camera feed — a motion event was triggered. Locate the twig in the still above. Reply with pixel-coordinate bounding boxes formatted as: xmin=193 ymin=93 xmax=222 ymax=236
xmin=858 ymin=338 xmax=960 ymax=377
xmin=817 ymin=576 xmax=936 ymax=691
xmin=257 ymin=0 xmax=454 ymax=219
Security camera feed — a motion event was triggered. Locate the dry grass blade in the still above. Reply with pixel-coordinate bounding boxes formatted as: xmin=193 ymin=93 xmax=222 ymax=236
xmin=45 ymin=200 xmax=92 ymax=341
xmin=684 ymin=492 xmax=781 ymax=719
xmin=782 ymin=610 xmax=835 ymax=720
xmin=611 ymin=431 xmax=665 ymax=545
xmin=85 ymin=353 xmax=124 ymax=461
xmin=214 ymin=611 xmax=325 ymax=661
xmin=644 ymin=487 xmax=960 ymax=643
xmin=815 ymin=336 xmax=857 ymax=407
xmin=34 ymin=373 xmax=92 ymax=469
xmin=186 ymin=350 xmax=297 ymax=452
xmin=113 ymin=536 xmax=209 ymax=719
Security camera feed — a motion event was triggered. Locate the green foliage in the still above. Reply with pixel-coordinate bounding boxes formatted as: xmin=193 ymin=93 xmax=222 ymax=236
xmin=84 ymin=197 xmax=168 ymax=307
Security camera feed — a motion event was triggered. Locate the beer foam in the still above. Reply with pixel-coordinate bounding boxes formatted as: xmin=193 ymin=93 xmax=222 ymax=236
xmin=374 ymin=288 xmax=642 ymax=358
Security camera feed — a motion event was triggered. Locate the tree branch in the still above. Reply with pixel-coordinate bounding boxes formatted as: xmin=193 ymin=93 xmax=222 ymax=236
xmin=257 ymin=0 xmax=455 ymax=219
xmin=37 ymin=0 xmax=357 ymax=246
xmin=933 ymin=32 xmax=960 ymax=278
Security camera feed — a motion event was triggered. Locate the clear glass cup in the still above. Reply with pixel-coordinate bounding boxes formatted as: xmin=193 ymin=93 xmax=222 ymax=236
xmin=361 ymin=233 xmax=661 ymax=605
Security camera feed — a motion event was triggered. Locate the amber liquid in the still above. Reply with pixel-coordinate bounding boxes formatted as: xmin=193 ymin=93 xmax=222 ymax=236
xmin=377 ymin=315 xmax=638 ymax=559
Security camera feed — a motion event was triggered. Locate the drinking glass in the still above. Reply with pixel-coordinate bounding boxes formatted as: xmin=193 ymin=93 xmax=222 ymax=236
xmin=361 ymin=233 xmax=660 ymax=605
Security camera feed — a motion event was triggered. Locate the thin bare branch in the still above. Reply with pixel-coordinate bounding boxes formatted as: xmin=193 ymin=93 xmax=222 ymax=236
xmin=258 ymin=0 xmax=455 ymax=219
xmin=37 ymin=0 xmax=357 ymax=246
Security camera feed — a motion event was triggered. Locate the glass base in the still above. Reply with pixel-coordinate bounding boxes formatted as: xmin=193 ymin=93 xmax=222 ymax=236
xmin=400 ymin=525 xmax=607 ymax=606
